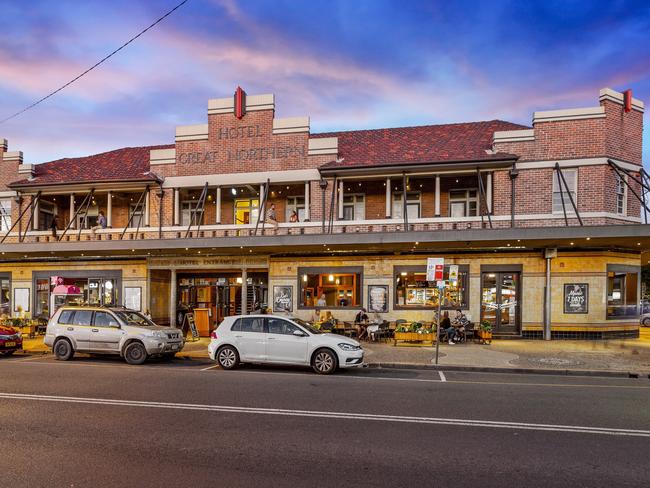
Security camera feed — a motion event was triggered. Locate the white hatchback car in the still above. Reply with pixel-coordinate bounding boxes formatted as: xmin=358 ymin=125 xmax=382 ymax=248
xmin=208 ymin=315 xmax=364 ymax=374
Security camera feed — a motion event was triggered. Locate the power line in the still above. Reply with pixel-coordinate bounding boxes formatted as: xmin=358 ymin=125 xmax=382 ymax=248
xmin=0 ymin=0 xmax=190 ymax=125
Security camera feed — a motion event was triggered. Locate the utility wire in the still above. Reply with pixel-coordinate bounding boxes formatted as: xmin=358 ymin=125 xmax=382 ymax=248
xmin=0 ymin=0 xmax=190 ymax=125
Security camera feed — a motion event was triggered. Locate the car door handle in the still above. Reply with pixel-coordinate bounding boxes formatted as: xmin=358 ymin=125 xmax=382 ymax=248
xmin=268 ymin=337 xmax=276 ymax=340
xmin=67 ymin=327 xmax=74 ymax=331
xmin=92 ymin=329 xmax=99 ymax=332
xmin=235 ymin=335 xmax=243 ymax=338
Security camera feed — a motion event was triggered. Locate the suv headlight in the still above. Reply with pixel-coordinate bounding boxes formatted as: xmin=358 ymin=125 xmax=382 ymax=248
xmin=338 ymin=343 xmax=360 ymax=351
xmin=150 ymin=331 xmax=166 ymax=339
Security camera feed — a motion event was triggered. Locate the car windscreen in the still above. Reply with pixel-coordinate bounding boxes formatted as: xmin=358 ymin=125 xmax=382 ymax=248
xmin=292 ymin=318 xmax=321 ymax=334
xmin=115 ymin=311 xmax=155 ymax=327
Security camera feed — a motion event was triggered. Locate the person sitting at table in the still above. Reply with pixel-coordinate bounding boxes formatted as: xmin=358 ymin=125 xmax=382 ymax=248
xmin=439 ymin=311 xmax=456 ymax=345
xmin=311 ymin=308 xmax=321 ymax=323
xmin=316 ymin=293 xmax=327 ymax=307
xmin=354 ymin=308 xmax=369 ymax=340
xmin=355 ymin=308 xmax=369 ymax=324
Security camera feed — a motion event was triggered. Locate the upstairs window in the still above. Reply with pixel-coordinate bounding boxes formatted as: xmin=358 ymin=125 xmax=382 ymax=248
xmin=615 ymin=173 xmax=626 ymax=215
xmin=552 ymin=169 xmax=578 ymax=214
xmin=286 ymin=196 xmax=305 ymax=222
xmin=449 ymin=189 xmax=478 ymax=217
xmin=342 ymin=194 xmax=365 ymax=221
xmin=392 ymin=192 xmax=421 ymax=220
xmin=129 ymin=203 xmax=145 ymax=228
xmin=0 ymin=199 xmax=11 ymax=233
xmin=181 ymin=201 xmax=204 ymax=226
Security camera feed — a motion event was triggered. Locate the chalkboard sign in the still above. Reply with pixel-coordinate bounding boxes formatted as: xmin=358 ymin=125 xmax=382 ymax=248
xmin=564 ymin=283 xmax=588 ymax=314
xmin=183 ymin=312 xmax=199 ymax=340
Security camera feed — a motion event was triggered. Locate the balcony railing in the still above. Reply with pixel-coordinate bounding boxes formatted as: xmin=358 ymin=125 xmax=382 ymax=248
xmin=0 ymin=213 xmax=636 ymax=246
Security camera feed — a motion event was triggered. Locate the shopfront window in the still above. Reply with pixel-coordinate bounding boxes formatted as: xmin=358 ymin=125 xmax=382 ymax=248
xmin=0 ymin=199 xmax=12 ymax=232
xmin=394 ymin=265 xmax=469 ymax=309
xmin=298 ymin=267 xmax=362 ymax=308
xmin=34 ymin=274 xmax=120 ymax=318
xmin=607 ymin=265 xmax=639 ymax=318
xmin=0 ymin=277 xmax=10 ymax=317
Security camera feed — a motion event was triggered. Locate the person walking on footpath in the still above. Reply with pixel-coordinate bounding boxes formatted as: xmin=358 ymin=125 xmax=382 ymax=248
xmin=91 ymin=210 xmax=107 ymax=233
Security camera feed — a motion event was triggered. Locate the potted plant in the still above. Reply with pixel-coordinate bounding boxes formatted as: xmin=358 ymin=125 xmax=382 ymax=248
xmin=394 ymin=322 xmax=435 ymax=346
xmin=479 ymin=321 xmax=493 ymax=344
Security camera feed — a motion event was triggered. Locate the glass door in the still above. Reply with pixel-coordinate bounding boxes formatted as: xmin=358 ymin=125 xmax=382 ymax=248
xmin=481 ymin=272 xmax=520 ymax=334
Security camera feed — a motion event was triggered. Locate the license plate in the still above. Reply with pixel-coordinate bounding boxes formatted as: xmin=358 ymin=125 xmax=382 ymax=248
xmin=4 ymin=342 xmax=16 ymax=347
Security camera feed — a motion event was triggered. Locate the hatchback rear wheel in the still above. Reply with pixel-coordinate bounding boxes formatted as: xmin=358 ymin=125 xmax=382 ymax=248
xmin=311 ymin=348 xmax=338 ymax=374
xmin=54 ymin=338 xmax=74 ymax=361
xmin=217 ymin=345 xmax=239 ymax=370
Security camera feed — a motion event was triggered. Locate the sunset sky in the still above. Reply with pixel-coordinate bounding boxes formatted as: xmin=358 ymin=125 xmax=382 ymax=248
xmin=1 ymin=0 xmax=649 ymax=165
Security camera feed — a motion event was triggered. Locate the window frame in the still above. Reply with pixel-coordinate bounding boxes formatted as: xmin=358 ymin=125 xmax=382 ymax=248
xmin=180 ymin=200 xmax=205 ymax=226
xmin=0 ymin=199 xmax=11 ymax=233
xmin=0 ymin=273 xmax=11 ymax=317
xmin=552 ymin=168 xmax=578 ymax=214
xmin=606 ymin=264 xmax=640 ymax=319
xmin=448 ymin=188 xmax=478 ymax=217
xmin=393 ymin=264 xmax=470 ymax=310
xmin=342 ymin=193 xmax=365 ymax=221
xmin=297 ymin=266 xmax=364 ymax=310
xmin=286 ymin=196 xmax=306 ymax=222
xmin=615 ymin=173 xmax=627 ymax=215
xmin=392 ymin=192 xmax=421 ymax=220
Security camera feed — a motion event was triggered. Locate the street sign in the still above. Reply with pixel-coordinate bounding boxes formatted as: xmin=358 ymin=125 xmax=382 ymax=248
xmin=449 ymin=265 xmax=459 ymax=281
xmin=426 ymin=257 xmax=444 ymax=281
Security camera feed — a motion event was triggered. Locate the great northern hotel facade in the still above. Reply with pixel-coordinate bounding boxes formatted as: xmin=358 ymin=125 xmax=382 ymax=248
xmin=0 ymin=87 xmax=647 ymax=339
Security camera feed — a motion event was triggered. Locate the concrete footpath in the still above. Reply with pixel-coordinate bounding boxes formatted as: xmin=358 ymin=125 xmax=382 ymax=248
xmin=18 ymin=328 xmax=650 ymax=377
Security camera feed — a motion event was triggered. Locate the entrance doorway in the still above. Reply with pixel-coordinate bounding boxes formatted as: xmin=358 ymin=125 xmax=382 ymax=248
xmin=234 ymin=198 xmax=259 ymax=225
xmin=481 ymin=271 xmax=521 ymax=334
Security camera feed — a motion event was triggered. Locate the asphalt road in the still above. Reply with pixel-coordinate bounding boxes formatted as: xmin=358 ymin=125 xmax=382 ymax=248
xmin=1 ymin=355 xmax=649 ymax=488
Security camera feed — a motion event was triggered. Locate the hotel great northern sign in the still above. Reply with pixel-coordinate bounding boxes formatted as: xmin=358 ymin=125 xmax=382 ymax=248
xmin=176 ymin=124 xmax=306 ymax=164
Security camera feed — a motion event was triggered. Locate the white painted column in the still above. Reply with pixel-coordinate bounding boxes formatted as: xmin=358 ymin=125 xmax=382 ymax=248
xmin=304 ymin=182 xmax=310 ymax=221
xmin=486 ymin=172 xmax=493 ymax=214
xmin=385 ymin=177 xmax=392 ymax=218
xmin=69 ymin=194 xmax=75 ymax=229
xmin=144 ymin=189 xmax=151 ymax=226
xmin=173 ymin=188 xmax=180 ymax=226
xmin=215 ymin=186 xmax=222 ymax=224
xmin=106 ymin=192 xmax=113 ymax=227
xmin=337 ymin=180 xmax=344 ymax=220
xmin=241 ymin=268 xmax=248 ymax=315
xmin=32 ymin=198 xmax=39 ymax=230
xmin=170 ymin=268 xmax=177 ymax=327
xmin=434 ymin=175 xmax=441 ymax=216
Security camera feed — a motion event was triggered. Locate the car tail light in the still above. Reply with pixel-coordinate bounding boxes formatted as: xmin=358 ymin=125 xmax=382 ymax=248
xmin=210 ymin=331 xmax=218 ymax=339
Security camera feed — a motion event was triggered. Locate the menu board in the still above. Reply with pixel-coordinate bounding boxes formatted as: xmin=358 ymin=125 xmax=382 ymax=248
xmin=564 ymin=283 xmax=588 ymax=314
xmin=368 ymin=285 xmax=389 ymax=313
xmin=273 ymin=286 xmax=293 ymax=313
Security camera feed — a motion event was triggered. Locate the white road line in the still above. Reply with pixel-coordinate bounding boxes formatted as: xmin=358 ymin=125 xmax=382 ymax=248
xmin=438 ymin=371 xmax=447 ymax=382
xmin=200 ymin=364 xmax=220 ymax=371
xmin=0 ymin=392 xmax=648 ymax=438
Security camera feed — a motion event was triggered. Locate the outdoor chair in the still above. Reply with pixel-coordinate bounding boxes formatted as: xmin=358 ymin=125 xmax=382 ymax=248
xmin=376 ymin=320 xmax=392 ymax=343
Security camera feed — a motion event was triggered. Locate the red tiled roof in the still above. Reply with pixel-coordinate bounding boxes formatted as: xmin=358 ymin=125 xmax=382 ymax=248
xmin=313 ymin=120 xmax=528 ymax=169
xmin=9 ymin=144 xmax=174 ymax=188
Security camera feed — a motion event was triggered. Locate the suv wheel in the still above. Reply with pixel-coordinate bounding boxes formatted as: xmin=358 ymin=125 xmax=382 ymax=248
xmin=124 ymin=342 xmax=147 ymax=365
xmin=642 ymin=317 xmax=650 ymax=326
xmin=217 ymin=345 xmax=239 ymax=370
xmin=54 ymin=338 xmax=74 ymax=361
xmin=312 ymin=348 xmax=338 ymax=374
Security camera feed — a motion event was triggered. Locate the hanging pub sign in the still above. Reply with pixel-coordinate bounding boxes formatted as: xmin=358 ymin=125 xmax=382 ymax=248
xmin=564 ymin=283 xmax=589 ymax=314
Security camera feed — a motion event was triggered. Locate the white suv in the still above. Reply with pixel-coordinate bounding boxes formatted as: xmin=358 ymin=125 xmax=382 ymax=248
xmin=44 ymin=307 xmax=185 ymax=365
xmin=208 ymin=315 xmax=364 ymax=374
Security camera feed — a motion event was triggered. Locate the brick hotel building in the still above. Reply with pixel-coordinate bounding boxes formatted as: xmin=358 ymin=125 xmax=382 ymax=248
xmin=0 ymin=87 xmax=646 ymax=339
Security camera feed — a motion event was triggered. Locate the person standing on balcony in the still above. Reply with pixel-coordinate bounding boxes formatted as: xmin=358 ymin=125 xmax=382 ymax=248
xmin=50 ymin=215 xmax=58 ymax=238
xmin=91 ymin=211 xmax=107 ymax=233
xmin=265 ymin=203 xmax=279 ymax=232
xmin=289 ymin=210 xmax=299 ymax=223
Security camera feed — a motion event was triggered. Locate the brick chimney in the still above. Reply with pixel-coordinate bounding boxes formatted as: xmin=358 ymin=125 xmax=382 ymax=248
xmin=599 ymin=88 xmax=644 ymax=165
xmin=0 ymin=139 xmax=23 ymax=192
